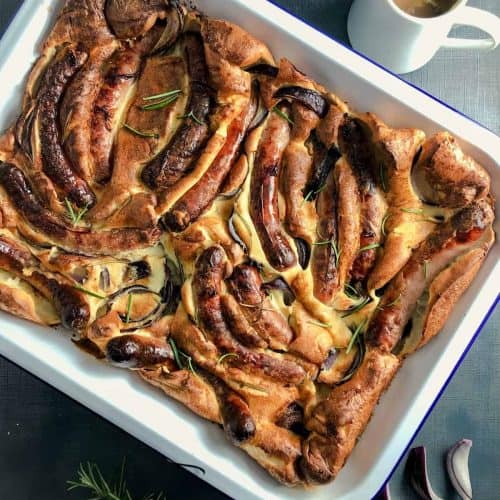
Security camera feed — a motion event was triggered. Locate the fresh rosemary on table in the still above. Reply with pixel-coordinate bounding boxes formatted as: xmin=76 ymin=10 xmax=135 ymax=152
xmin=67 ymin=460 xmax=165 ymax=500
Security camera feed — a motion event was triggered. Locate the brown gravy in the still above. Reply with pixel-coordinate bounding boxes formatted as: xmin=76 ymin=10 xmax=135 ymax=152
xmin=394 ymin=0 xmax=458 ymax=18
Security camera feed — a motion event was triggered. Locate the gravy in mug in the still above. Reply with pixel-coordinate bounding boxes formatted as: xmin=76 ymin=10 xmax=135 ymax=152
xmin=394 ymin=0 xmax=458 ymax=18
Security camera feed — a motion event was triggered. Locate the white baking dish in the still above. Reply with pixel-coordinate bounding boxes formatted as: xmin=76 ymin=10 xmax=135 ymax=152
xmin=0 ymin=1 xmax=498 ymax=498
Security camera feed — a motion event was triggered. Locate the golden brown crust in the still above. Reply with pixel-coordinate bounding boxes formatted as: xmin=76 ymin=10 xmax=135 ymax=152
xmin=0 ymin=0 xmax=495 ymax=489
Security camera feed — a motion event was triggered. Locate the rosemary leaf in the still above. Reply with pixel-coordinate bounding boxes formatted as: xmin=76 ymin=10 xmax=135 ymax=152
xmin=346 ymin=318 xmax=368 ymax=354
xmin=377 ymin=294 xmax=402 ymax=310
xmin=141 ymin=94 xmax=179 ymax=111
xmin=358 ymin=242 xmax=381 ymax=253
xmin=65 ymin=198 xmax=89 ymax=226
xmin=401 ymin=207 xmax=424 ymax=215
xmin=177 ymin=110 xmax=204 ymax=126
xmin=272 ymin=106 xmax=294 ymax=125
xmin=341 ymin=296 xmax=371 ymax=318
xmin=143 ymin=89 xmax=182 ymax=101
xmin=307 ymin=319 xmax=332 ymax=329
xmin=168 ymin=338 xmax=184 ymax=370
xmin=73 ymin=284 xmax=106 ymax=300
xmin=122 ymin=123 xmax=159 ymax=139
xmin=344 ymin=283 xmax=361 ymax=300
xmin=301 ymin=183 xmax=327 ymax=206
xmin=217 ymin=353 xmax=239 ymax=365
xmin=180 ymin=351 xmax=198 ymax=377
xmin=381 ymin=213 xmax=391 ymax=237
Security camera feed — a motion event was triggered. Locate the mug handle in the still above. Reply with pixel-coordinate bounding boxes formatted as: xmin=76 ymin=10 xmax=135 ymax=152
xmin=442 ymin=6 xmax=500 ymax=49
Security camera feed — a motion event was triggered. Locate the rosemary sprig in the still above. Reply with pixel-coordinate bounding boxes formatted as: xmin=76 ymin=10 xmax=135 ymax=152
xmin=177 ymin=110 xmax=204 ymax=125
xmin=64 ymin=198 xmax=89 ymax=226
xmin=272 ymin=106 xmax=294 ymax=125
xmin=122 ymin=123 xmax=159 ymax=139
xmin=358 ymin=242 xmax=381 ymax=253
xmin=168 ymin=338 xmax=198 ymax=376
xmin=67 ymin=459 xmax=165 ymax=500
xmin=401 ymin=207 xmax=424 ymax=215
xmin=238 ymin=301 xmax=274 ymax=313
xmin=141 ymin=94 xmax=180 ymax=111
xmin=313 ymin=239 xmax=341 ymax=266
xmin=143 ymin=89 xmax=182 ymax=101
xmin=217 ymin=353 xmax=239 ymax=365
xmin=180 ymin=351 xmax=198 ymax=377
xmin=341 ymin=296 xmax=371 ymax=318
xmin=344 ymin=283 xmax=361 ymax=300
xmin=168 ymin=338 xmax=183 ymax=370
xmin=346 ymin=318 xmax=368 ymax=354
xmin=125 ymin=294 xmax=133 ymax=324
xmin=381 ymin=213 xmax=391 ymax=237
xmin=73 ymin=284 xmax=106 ymax=300
xmin=377 ymin=294 xmax=402 ymax=310
xmin=307 ymin=319 xmax=332 ymax=329
xmin=301 ymin=183 xmax=327 ymax=206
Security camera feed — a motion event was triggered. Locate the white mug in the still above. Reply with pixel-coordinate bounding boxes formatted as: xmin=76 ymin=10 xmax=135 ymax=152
xmin=347 ymin=0 xmax=500 ymax=74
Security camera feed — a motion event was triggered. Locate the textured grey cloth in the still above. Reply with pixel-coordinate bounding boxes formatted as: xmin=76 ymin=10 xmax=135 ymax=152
xmin=0 ymin=1 xmax=498 ymax=499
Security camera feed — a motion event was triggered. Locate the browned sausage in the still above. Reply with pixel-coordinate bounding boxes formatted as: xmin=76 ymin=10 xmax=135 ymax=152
xmin=0 ymin=235 xmax=90 ymax=330
xmin=201 ymin=368 xmax=256 ymax=445
xmin=312 ymin=169 xmax=339 ymax=304
xmin=0 ymin=162 xmax=161 ymax=256
xmin=339 ymin=116 xmax=385 ymax=282
xmin=193 ymin=248 xmax=305 ymax=384
xmin=37 ymin=45 xmax=96 ymax=208
xmin=106 ymin=334 xmax=173 ymax=368
xmin=91 ymin=47 xmax=143 ymax=183
xmin=141 ymin=33 xmax=212 ymax=190
xmin=227 ymin=264 xmax=294 ymax=350
xmin=162 ymin=91 xmax=257 ymax=231
xmin=250 ymin=106 xmax=296 ymax=271
xmin=367 ymin=199 xmax=494 ymax=353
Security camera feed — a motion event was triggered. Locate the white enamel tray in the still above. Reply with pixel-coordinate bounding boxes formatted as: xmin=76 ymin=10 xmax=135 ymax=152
xmin=0 ymin=1 xmax=498 ymax=498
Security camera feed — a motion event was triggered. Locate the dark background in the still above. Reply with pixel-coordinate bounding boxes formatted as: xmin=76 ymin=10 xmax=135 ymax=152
xmin=0 ymin=1 xmax=499 ymax=499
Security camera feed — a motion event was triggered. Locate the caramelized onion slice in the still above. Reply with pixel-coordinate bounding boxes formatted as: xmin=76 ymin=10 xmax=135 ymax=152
xmin=274 ymin=86 xmax=329 ymax=118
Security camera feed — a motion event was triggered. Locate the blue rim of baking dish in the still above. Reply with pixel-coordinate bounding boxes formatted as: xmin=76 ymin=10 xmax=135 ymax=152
xmin=0 ymin=2 xmax=498 ymax=498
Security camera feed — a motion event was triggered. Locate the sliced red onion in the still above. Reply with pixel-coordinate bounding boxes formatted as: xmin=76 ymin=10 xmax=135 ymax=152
xmin=406 ymin=446 xmax=443 ymax=500
xmin=375 ymin=482 xmax=392 ymax=500
xmin=228 ymin=210 xmax=249 ymax=253
xmin=295 ymin=238 xmax=311 ymax=269
xmin=99 ymin=268 xmax=110 ymax=290
xmin=261 ymin=277 xmax=296 ymax=306
xmin=320 ymin=348 xmax=338 ymax=371
xmin=338 ymin=334 xmax=365 ymax=384
xmin=248 ymin=100 xmax=268 ymax=131
xmin=274 ymin=86 xmax=329 ymax=117
xmin=446 ymin=439 xmax=472 ymax=500
xmin=245 ymin=63 xmax=279 ymax=77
